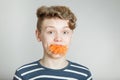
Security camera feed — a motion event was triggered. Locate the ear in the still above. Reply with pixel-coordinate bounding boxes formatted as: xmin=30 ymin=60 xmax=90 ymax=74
xmin=35 ymin=29 xmax=42 ymax=42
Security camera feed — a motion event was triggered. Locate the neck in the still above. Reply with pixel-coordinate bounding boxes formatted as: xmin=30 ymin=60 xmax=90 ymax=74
xmin=40 ymin=55 xmax=68 ymax=69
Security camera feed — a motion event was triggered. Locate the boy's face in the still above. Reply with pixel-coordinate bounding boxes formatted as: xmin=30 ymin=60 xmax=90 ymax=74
xmin=36 ymin=18 xmax=73 ymax=58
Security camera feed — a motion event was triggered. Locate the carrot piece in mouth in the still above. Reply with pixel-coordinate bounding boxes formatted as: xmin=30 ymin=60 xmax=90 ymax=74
xmin=49 ymin=44 xmax=68 ymax=55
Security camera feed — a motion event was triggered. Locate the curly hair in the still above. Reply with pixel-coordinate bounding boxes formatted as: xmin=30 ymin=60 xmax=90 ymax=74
xmin=36 ymin=6 xmax=77 ymax=31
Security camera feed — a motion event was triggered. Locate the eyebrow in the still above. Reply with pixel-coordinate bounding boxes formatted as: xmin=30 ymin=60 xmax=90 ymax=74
xmin=45 ymin=26 xmax=54 ymax=29
xmin=63 ymin=26 xmax=69 ymax=28
xmin=44 ymin=26 xmax=69 ymax=29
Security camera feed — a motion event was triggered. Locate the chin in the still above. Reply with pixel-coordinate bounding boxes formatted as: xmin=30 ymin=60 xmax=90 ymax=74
xmin=49 ymin=53 xmax=66 ymax=59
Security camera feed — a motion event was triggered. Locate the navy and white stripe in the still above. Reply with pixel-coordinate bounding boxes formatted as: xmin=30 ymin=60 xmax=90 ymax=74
xmin=13 ymin=60 xmax=92 ymax=80
xmin=29 ymin=75 xmax=78 ymax=80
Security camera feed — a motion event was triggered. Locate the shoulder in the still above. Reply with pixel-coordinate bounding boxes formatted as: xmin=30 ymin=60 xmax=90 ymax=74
xmin=13 ymin=60 xmax=43 ymax=79
xmin=67 ymin=61 xmax=92 ymax=80
xmin=69 ymin=61 xmax=89 ymax=70
xmin=16 ymin=60 xmax=40 ymax=74
xmin=68 ymin=61 xmax=92 ymax=79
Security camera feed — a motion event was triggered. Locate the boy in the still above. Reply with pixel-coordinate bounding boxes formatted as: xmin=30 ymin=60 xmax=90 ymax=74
xmin=13 ymin=5 xmax=92 ymax=80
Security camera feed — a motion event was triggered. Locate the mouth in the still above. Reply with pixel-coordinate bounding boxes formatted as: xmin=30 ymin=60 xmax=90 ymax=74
xmin=49 ymin=44 xmax=68 ymax=55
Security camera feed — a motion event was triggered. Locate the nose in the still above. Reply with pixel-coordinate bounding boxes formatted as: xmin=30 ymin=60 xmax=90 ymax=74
xmin=54 ymin=32 xmax=62 ymax=42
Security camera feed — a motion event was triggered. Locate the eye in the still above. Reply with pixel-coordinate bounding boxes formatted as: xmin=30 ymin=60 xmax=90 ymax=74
xmin=48 ymin=31 xmax=53 ymax=34
xmin=47 ymin=31 xmax=54 ymax=34
xmin=63 ymin=31 xmax=69 ymax=34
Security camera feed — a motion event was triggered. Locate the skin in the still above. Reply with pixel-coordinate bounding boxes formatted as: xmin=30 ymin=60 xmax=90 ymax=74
xmin=36 ymin=18 xmax=73 ymax=69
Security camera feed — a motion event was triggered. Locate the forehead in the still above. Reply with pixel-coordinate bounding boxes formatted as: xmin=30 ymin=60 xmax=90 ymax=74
xmin=41 ymin=18 xmax=69 ymax=29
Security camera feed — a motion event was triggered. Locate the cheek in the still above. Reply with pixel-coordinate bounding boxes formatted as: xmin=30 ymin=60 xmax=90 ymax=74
xmin=64 ymin=36 xmax=72 ymax=42
xmin=42 ymin=35 xmax=54 ymax=45
xmin=62 ymin=38 xmax=71 ymax=46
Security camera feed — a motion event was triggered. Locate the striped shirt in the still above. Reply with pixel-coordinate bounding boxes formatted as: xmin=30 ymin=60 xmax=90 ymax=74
xmin=13 ymin=60 xmax=92 ymax=80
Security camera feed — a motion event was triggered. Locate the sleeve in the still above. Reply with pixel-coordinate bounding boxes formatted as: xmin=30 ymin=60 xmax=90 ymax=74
xmin=13 ymin=70 xmax=23 ymax=80
xmin=86 ymin=70 xmax=93 ymax=80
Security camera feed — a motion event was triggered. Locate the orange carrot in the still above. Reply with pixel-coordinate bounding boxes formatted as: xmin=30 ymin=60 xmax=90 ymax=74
xmin=49 ymin=44 xmax=68 ymax=55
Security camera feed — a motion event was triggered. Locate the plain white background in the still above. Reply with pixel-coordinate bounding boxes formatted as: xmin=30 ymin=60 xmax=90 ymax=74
xmin=0 ymin=0 xmax=120 ymax=80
